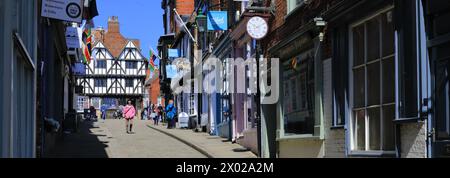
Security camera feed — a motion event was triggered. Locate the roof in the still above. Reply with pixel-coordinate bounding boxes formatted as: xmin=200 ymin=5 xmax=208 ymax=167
xmin=92 ymin=27 xmax=141 ymax=58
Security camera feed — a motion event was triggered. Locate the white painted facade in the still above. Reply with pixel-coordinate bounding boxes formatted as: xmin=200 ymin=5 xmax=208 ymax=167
xmin=76 ymin=41 xmax=147 ymax=97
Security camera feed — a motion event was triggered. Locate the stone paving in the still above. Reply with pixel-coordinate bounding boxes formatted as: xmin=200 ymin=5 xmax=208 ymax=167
xmin=147 ymin=123 xmax=257 ymax=158
xmin=48 ymin=118 xmax=256 ymax=158
xmin=48 ymin=119 xmax=206 ymax=158
xmin=103 ymin=119 xmax=206 ymax=158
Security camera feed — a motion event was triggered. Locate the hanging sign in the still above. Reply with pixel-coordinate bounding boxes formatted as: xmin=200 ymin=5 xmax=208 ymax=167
xmin=41 ymin=0 xmax=83 ymax=23
xmin=166 ymin=65 xmax=178 ymax=79
xmin=207 ymin=11 xmax=228 ymax=31
xmin=168 ymin=49 xmax=180 ymax=58
xmin=65 ymin=26 xmax=81 ymax=48
xmin=72 ymin=62 xmax=86 ymax=75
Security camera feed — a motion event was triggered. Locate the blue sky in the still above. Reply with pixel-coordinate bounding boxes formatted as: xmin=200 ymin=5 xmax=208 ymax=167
xmin=94 ymin=0 xmax=163 ymax=64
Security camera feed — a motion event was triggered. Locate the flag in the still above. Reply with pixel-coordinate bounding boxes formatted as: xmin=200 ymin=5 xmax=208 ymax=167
xmin=82 ymin=26 xmax=92 ymax=64
xmin=149 ymin=49 xmax=156 ymax=72
xmin=83 ymin=0 xmax=99 ymax=20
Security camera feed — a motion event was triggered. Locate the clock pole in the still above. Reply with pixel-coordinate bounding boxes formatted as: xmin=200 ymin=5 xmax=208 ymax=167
xmin=255 ymin=39 xmax=262 ymax=158
xmin=246 ymin=14 xmax=269 ymax=158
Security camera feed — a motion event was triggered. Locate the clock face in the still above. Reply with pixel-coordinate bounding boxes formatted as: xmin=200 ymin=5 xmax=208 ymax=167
xmin=246 ymin=16 xmax=268 ymax=40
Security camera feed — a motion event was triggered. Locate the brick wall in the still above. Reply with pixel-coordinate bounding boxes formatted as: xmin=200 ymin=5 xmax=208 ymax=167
xmin=262 ymin=0 xmax=339 ymax=57
xmin=400 ymin=122 xmax=427 ymax=158
xmin=176 ymin=0 xmax=195 ymax=15
xmin=322 ymin=58 xmax=346 ymax=157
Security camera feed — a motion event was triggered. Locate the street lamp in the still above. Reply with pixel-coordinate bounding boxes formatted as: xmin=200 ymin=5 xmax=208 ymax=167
xmin=194 ymin=8 xmax=207 ymax=132
xmin=195 ymin=9 xmax=207 ymax=33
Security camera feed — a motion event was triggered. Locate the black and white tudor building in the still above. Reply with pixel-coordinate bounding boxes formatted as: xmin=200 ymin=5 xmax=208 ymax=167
xmin=76 ymin=41 xmax=147 ymax=108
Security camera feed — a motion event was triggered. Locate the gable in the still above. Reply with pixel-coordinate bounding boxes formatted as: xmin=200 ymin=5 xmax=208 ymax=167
xmin=92 ymin=42 xmax=114 ymax=60
xmin=118 ymin=41 xmax=145 ymax=60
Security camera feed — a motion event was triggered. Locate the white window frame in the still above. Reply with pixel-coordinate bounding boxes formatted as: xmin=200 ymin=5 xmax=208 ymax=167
xmin=348 ymin=6 xmax=397 ymax=155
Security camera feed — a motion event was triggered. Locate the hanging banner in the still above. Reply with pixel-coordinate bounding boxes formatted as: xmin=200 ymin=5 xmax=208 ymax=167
xmin=207 ymin=11 xmax=228 ymax=31
xmin=41 ymin=0 xmax=83 ymax=23
xmin=168 ymin=49 xmax=180 ymax=58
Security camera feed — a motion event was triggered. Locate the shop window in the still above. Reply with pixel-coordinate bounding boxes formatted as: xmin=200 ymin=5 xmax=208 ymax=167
xmin=282 ymin=50 xmax=315 ymax=135
xmin=77 ymin=96 xmax=87 ymax=111
xmin=350 ymin=9 xmax=396 ymax=152
xmin=332 ymin=27 xmax=348 ymax=127
xmin=91 ymin=97 xmax=101 ymax=109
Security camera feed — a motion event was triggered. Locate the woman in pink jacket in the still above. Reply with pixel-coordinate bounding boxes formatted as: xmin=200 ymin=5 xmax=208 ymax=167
xmin=123 ymin=100 xmax=136 ymax=134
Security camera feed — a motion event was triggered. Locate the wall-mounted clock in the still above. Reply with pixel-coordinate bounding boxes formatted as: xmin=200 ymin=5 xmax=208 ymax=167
xmin=246 ymin=16 xmax=269 ymax=40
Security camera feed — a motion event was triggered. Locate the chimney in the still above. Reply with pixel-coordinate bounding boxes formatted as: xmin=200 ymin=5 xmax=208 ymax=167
xmin=108 ymin=16 xmax=119 ymax=33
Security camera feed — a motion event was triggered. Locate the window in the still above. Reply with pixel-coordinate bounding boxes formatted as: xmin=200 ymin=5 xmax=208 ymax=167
xmin=91 ymin=97 xmax=101 ymax=109
xmin=282 ymin=50 xmax=315 ymax=135
xmin=96 ymin=60 xmax=106 ymax=68
xmin=350 ymin=9 xmax=395 ymax=152
xmin=287 ymin=0 xmax=305 ymax=14
xmin=94 ymin=79 xmax=107 ymax=87
xmin=125 ymin=79 xmax=134 ymax=87
xmin=77 ymin=96 xmax=88 ymax=111
xmin=126 ymin=61 xmax=137 ymax=69
xmin=190 ymin=94 xmax=195 ymax=115
xmin=332 ymin=27 xmax=348 ymax=127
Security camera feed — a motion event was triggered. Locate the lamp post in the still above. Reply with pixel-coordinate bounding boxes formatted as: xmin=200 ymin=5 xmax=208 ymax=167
xmin=194 ymin=8 xmax=207 ymax=132
xmin=196 ymin=9 xmax=207 ymax=33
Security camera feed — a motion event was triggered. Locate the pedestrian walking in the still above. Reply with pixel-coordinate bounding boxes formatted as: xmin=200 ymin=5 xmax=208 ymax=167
xmin=165 ymin=100 xmax=177 ymax=129
xmin=89 ymin=106 xmax=98 ymax=121
xmin=123 ymin=100 xmax=136 ymax=134
xmin=157 ymin=104 xmax=163 ymax=123
xmin=101 ymin=104 xmax=108 ymax=121
xmin=141 ymin=106 xmax=149 ymax=120
xmin=153 ymin=105 xmax=160 ymax=125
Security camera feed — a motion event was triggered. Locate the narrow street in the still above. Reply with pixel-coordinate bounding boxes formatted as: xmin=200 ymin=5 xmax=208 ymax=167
xmin=3 ymin=0 xmax=450 ymax=160
xmin=48 ymin=119 xmax=207 ymax=158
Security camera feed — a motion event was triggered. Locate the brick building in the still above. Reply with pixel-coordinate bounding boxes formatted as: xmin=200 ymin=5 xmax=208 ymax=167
xmin=258 ymin=0 xmax=450 ymax=158
xmin=156 ymin=0 xmax=450 ymax=158
xmin=145 ymin=69 xmax=165 ymax=107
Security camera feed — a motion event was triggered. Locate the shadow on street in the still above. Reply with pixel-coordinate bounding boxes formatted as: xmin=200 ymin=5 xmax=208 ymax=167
xmin=45 ymin=120 xmax=109 ymax=158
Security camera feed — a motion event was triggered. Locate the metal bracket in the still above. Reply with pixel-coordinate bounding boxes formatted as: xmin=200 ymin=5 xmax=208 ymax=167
xmin=427 ymin=128 xmax=435 ymax=138
xmin=13 ymin=31 xmax=36 ymax=71
xmin=246 ymin=0 xmax=276 ymax=16
xmin=420 ymin=98 xmax=432 ymax=120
